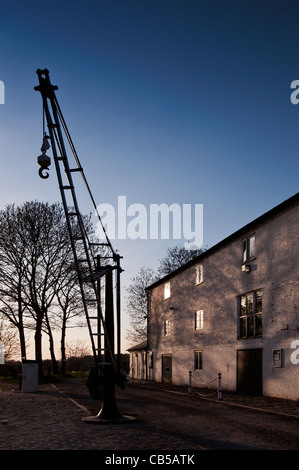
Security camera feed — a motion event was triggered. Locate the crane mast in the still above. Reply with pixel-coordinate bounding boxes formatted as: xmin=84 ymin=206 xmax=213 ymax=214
xmin=35 ymin=69 xmax=129 ymax=423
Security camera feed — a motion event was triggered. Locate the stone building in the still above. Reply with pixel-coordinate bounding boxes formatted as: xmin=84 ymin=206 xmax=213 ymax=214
xmin=145 ymin=193 xmax=299 ymax=400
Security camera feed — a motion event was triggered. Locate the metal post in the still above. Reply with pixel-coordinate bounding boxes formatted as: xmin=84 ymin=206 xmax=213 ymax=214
xmin=188 ymin=371 xmax=192 ymax=394
xmin=115 ymin=254 xmax=122 ymax=378
xmin=96 ymin=255 xmax=101 ymax=364
xmin=96 ymin=269 xmax=119 ymax=419
xmin=84 ymin=269 xmax=135 ymax=423
xmin=84 ymin=269 xmax=118 ymax=421
xmin=217 ymin=372 xmax=222 ymax=400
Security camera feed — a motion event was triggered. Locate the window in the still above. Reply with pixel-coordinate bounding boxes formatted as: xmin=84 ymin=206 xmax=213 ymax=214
xmin=164 ymin=282 xmax=170 ymax=299
xmin=194 ymin=350 xmax=203 ymax=370
xmin=239 ymin=290 xmax=262 ymax=338
xmin=195 ymin=310 xmax=204 ymax=330
xmin=243 ymin=234 xmax=256 ymax=263
xmin=195 ymin=265 xmax=203 ymax=285
xmin=164 ymin=320 xmax=171 ymax=336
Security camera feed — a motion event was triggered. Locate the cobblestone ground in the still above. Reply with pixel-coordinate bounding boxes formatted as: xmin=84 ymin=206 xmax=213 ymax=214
xmin=0 ymin=378 xmax=298 ymax=453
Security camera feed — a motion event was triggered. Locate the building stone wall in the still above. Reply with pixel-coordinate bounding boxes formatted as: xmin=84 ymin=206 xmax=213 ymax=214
xmin=147 ymin=197 xmax=299 ymax=400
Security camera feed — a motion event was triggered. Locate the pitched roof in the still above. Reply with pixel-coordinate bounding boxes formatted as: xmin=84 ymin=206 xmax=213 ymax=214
xmin=127 ymin=340 xmax=148 ymax=352
xmin=146 ymin=192 xmax=299 ymax=290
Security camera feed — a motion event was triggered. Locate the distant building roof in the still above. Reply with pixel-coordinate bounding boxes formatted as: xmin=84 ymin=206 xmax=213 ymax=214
xmin=127 ymin=340 xmax=148 ymax=352
xmin=146 ymin=192 xmax=299 ymax=290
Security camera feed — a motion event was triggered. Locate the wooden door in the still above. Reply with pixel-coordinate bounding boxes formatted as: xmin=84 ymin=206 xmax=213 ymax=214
xmin=162 ymin=355 xmax=172 ymax=384
xmin=237 ymin=349 xmax=262 ymax=395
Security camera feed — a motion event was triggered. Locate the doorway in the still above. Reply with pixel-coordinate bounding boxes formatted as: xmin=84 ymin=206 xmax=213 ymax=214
xmin=161 ymin=355 xmax=172 ymax=384
xmin=237 ymin=349 xmax=263 ymax=395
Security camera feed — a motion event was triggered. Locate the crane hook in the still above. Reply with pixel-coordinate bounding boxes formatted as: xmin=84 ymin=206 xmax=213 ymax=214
xmin=38 ymin=166 xmax=50 ymax=179
xmin=37 ymin=135 xmax=51 ymax=179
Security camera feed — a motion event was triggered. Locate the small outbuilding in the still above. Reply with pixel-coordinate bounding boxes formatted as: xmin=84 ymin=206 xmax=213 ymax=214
xmin=127 ymin=340 xmax=150 ymax=381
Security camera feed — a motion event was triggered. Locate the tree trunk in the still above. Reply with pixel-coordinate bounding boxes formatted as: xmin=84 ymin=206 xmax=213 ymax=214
xmin=60 ymin=316 xmax=67 ymax=375
xmin=44 ymin=311 xmax=59 ymax=375
xmin=18 ymin=324 xmax=27 ymax=361
xmin=17 ymin=283 xmax=26 ymax=361
xmin=48 ymin=329 xmax=59 ymax=375
xmin=35 ymin=316 xmax=44 ymax=377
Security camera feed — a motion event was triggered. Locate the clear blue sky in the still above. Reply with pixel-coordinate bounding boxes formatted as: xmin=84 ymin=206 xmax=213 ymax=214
xmin=1 ymin=0 xmax=299 ymax=352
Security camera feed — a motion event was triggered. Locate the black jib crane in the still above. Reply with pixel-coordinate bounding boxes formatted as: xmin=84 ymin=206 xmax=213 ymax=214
xmin=35 ymin=68 xmax=134 ymax=423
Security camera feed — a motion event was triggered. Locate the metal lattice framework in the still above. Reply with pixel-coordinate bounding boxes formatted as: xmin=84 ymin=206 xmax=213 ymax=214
xmin=34 ymin=68 xmax=123 ymax=387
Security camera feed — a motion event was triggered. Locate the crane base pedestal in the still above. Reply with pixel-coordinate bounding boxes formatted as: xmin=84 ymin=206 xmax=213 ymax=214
xmin=83 ymin=365 xmax=136 ymax=424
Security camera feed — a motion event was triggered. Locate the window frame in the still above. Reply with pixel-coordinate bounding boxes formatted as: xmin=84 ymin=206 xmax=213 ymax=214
xmin=164 ymin=281 xmax=171 ymax=300
xmin=195 ymin=264 xmax=203 ymax=285
xmin=195 ymin=309 xmax=204 ymax=330
xmin=238 ymin=289 xmax=262 ymax=339
xmin=242 ymin=234 xmax=256 ymax=263
xmin=164 ymin=319 xmax=171 ymax=336
xmin=194 ymin=350 xmax=203 ymax=370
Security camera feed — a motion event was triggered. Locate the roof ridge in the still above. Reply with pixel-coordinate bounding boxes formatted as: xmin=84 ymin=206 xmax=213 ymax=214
xmin=146 ymin=192 xmax=299 ymax=290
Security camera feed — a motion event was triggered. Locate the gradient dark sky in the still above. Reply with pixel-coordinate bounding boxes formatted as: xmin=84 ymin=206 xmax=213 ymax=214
xmin=1 ymin=0 xmax=299 ymax=350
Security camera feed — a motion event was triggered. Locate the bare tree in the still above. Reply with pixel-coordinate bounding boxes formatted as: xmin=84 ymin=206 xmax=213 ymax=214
xmin=157 ymin=244 xmax=207 ymax=277
xmin=0 ymin=201 xmax=76 ymax=372
xmin=54 ymin=274 xmax=84 ymax=375
xmin=0 ymin=201 xmax=105 ymax=374
xmin=0 ymin=205 xmax=32 ymax=360
xmin=66 ymin=339 xmax=91 ymax=372
xmin=126 ymin=245 xmax=207 ymax=344
xmin=48 ymin=213 xmax=102 ymax=375
xmin=125 ymin=267 xmax=157 ymax=345
xmin=0 ymin=272 xmax=28 ymax=360
xmin=0 ymin=316 xmax=21 ymax=361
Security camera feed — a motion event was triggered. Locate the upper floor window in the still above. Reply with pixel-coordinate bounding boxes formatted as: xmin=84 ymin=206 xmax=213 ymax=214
xmin=194 ymin=350 xmax=203 ymax=370
xmin=243 ymin=234 xmax=255 ymax=263
xmin=164 ymin=320 xmax=171 ymax=336
xmin=195 ymin=265 xmax=203 ymax=285
xmin=195 ymin=310 xmax=204 ymax=330
xmin=164 ymin=282 xmax=171 ymax=299
xmin=239 ymin=290 xmax=262 ymax=338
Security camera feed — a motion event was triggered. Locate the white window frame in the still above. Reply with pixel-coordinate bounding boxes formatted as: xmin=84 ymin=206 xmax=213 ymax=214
xmin=242 ymin=234 xmax=256 ymax=263
xmin=164 ymin=281 xmax=171 ymax=299
xmin=164 ymin=320 xmax=171 ymax=336
xmin=195 ymin=310 xmax=204 ymax=330
xmin=195 ymin=264 xmax=203 ymax=285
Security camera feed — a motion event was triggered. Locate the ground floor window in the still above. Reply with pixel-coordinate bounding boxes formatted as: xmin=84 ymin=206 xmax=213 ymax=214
xmin=194 ymin=350 xmax=203 ymax=370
